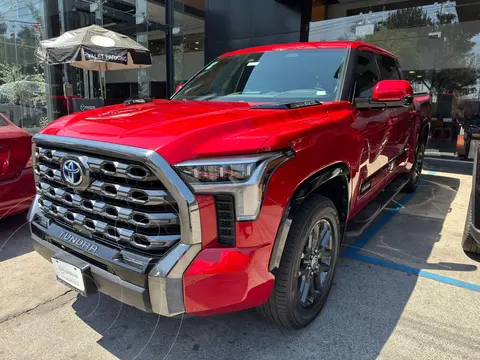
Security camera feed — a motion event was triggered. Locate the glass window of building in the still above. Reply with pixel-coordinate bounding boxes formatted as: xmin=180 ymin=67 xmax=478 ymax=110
xmin=0 ymin=0 xmax=205 ymax=133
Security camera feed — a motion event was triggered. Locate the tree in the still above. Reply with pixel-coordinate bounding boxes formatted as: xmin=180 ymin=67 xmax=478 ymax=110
xmin=17 ymin=25 xmax=40 ymax=68
xmin=0 ymin=62 xmax=45 ymax=107
xmin=26 ymin=1 xmax=44 ymax=39
xmin=382 ymin=7 xmax=433 ymax=29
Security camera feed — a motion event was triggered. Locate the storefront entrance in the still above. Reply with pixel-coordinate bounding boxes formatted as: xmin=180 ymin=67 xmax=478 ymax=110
xmin=0 ymin=0 xmax=205 ymax=132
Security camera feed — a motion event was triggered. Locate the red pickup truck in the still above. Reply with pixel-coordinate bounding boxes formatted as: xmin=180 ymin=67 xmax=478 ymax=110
xmin=28 ymin=41 xmax=431 ymax=328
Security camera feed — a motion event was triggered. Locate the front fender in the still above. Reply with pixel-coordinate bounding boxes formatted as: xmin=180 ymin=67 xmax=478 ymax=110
xmin=268 ymin=163 xmax=350 ymax=273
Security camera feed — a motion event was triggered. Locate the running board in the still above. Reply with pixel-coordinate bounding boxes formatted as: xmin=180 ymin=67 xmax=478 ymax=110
xmin=345 ymin=175 xmax=409 ymax=238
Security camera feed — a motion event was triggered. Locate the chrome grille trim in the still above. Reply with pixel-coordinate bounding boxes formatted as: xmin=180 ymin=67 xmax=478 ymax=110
xmin=36 ymin=147 xmax=67 ymax=163
xmin=34 ymin=162 xmax=172 ymax=206
xmin=89 ymin=180 xmax=171 ymax=205
xmin=38 ymin=198 xmax=180 ymax=250
xmin=35 ymin=164 xmax=63 ymax=183
xmin=36 ymin=146 xmax=156 ymax=181
xmin=37 ymin=182 xmax=178 ymax=228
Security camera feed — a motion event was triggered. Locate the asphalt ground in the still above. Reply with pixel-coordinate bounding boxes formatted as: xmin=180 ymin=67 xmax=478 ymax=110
xmin=0 ymin=157 xmax=479 ymax=360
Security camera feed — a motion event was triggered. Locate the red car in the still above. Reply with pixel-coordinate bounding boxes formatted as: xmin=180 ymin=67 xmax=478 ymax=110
xmin=29 ymin=41 xmax=431 ymax=328
xmin=0 ymin=114 xmax=35 ymax=218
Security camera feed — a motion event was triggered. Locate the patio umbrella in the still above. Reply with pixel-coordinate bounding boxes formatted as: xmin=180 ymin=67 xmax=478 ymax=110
xmin=36 ymin=25 xmax=152 ymax=97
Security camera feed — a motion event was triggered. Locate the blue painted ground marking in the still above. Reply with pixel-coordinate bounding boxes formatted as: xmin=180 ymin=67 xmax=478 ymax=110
xmin=342 ymin=170 xmax=480 ymax=292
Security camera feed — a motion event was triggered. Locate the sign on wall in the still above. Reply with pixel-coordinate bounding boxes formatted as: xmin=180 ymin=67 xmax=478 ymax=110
xmin=72 ymin=98 xmax=104 ymax=113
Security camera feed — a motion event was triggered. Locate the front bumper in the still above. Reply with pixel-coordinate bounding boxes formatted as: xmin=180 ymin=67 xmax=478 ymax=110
xmin=29 ymin=196 xmax=201 ymax=317
xmin=28 ymin=134 xmax=278 ymax=317
xmin=31 ymin=229 xmax=152 ymax=311
xmin=30 ymin=195 xmax=276 ymax=317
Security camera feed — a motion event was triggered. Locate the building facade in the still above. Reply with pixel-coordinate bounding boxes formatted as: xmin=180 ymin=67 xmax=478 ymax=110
xmin=0 ymin=0 xmax=206 ymax=131
xmin=310 ymin=0 xmax=480 ymax=128
xmin=1 ymin=0 xmax=479 ymax=133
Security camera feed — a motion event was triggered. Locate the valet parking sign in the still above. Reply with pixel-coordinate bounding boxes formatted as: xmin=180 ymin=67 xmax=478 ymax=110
xmin=83 ymin=47 xmax=128 ymax=64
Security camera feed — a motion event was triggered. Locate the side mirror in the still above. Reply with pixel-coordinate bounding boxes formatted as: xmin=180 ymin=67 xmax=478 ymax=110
xmin=372 ymin=80 xmax=413 ymax=102
xmin=356 ymin=80 xmax=414 ymax=109
xmin=175 ymin=83 xmax=184 ymax=93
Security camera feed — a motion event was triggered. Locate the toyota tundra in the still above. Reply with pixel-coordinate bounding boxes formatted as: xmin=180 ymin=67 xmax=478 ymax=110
xmin=28 ymin=41 xmax=431 ymax=328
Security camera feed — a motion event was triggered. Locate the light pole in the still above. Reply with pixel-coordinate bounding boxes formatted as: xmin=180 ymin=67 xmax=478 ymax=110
xmin=3 ymin=36 xmax=7 ymax=63
xmin=166 ymin=0 xmax=174 ymax=98
xmin=18 ymin=38 xmax=24 ymax=65
xmin=14 ymin=34 xmax=18 ymax=65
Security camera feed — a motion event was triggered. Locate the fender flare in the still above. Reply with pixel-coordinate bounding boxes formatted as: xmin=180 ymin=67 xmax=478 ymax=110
xmin=268 ymin=162 xmax=350 ymax=274
xmin=420 ymin=117 xmax=430 ymax=144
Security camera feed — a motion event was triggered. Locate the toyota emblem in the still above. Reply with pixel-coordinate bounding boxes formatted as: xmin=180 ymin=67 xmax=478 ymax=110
xmin=62 ymin=159 xmax=83 ymax=186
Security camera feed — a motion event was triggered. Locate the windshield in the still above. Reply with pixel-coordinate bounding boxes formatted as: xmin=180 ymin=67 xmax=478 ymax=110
xmin=172 ymin=49 xmax=347 ymax=103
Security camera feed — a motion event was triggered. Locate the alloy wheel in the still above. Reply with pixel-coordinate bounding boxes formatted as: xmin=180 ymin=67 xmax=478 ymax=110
xmin=412 ymin=143 xmax=425 ymax=183
xmin=298 ymin=219 xmax=334 ymax=308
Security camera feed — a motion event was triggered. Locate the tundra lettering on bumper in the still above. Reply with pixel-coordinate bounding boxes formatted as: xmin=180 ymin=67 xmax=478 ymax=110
xmin=59 ymin=230 xmax=99 ymax=253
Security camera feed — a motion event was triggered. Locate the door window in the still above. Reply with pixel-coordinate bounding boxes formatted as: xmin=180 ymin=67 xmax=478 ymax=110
xmin=354 ymin=51 xmax=380 ymax=99
xmin=376 ymin=54 xmax=401 ymax=80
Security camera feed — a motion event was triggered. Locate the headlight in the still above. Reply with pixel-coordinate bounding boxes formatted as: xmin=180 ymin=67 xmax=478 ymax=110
xmin=174 ymin=151 xmax=292 ymax=220
xmin=174 ymin=153 xmax=279 ymax=184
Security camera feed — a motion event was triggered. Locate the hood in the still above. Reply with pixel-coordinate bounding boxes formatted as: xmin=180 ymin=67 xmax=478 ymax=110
xmin=40 ymin=99 xmax=330 ymax=164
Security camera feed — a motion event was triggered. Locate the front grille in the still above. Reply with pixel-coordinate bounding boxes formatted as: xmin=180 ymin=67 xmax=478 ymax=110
xmin=34 ymin=145 xmax=181 ymax=255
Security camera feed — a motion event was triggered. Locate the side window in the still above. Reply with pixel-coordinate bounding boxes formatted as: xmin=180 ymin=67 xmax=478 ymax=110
xmin=376 ymin=54 xmax=401 ymax=80
xmin=354 ymin=51 xmax=380 ymax=99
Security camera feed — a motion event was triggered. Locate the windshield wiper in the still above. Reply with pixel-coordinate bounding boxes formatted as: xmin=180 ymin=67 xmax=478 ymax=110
xmin=123 ymin=97 xmax=153 ymax=106
xmin=252 ymin=100 xmax=322 ymax=110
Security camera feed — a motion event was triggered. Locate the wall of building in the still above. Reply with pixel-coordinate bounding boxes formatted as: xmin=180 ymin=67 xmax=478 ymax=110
xmin=309 ymin=0 xmax=480 ymax=122
xmin=204 ymin=0 xmax=310 ymax=62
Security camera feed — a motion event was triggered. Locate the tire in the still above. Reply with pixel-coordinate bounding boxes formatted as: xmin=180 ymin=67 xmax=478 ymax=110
xmin=462 ymin=198 xmax=480 ymax=254
xmin=403 ymin=141 xmax=425 ymax=193
xmin=257 ymin=194 xmax=340 ymax=329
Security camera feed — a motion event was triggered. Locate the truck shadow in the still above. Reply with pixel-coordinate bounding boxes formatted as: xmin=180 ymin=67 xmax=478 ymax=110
xmin=71 ymin=257 xmax=426 ymax=360
xmin=343 ymin=174 xmax=478 ymax=275
xmin=70 ymin=168 xmax=477 ymax=359
xmin=0 ymin=212 xmax=33 ymax=262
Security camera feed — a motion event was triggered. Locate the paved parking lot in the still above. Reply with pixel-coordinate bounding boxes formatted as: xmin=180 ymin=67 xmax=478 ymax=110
xmin=1 ymin=157 xmax=479 ymax=360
